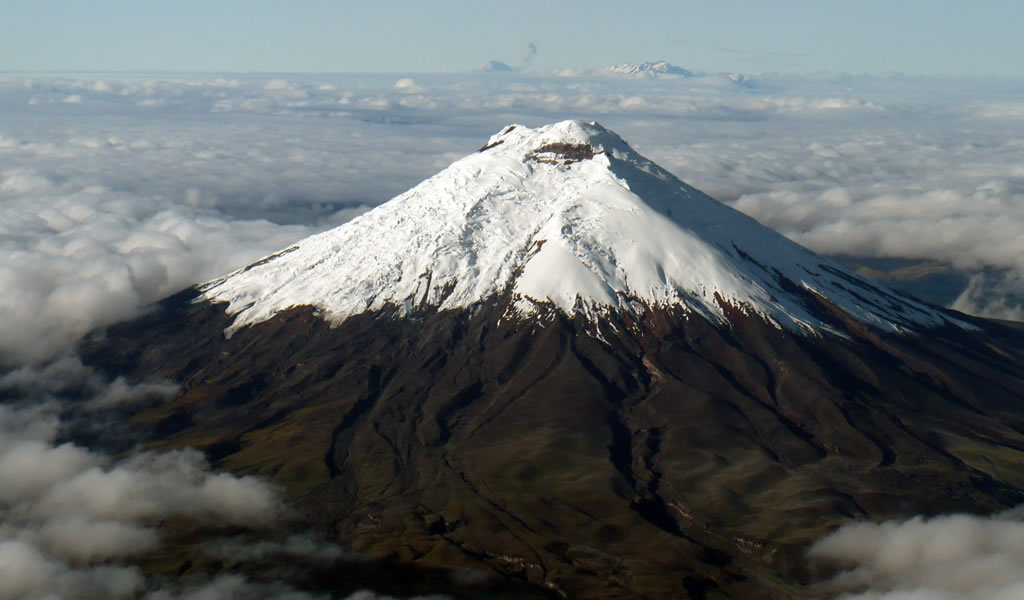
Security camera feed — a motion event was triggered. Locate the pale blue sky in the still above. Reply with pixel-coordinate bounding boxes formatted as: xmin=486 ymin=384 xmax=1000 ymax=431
xmin=2 ymin=1 xmax=1022 ymax=76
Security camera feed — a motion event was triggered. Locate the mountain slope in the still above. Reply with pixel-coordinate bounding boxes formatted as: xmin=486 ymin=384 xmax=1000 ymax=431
xmin=83 ymin=289 xmax=1024 ymax=599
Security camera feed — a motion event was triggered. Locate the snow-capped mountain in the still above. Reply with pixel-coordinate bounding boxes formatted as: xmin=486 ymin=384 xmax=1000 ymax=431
xmin=81 ymin=120 xmax=1024 ymax=599
xmin=199 ymin=120 xmax=962 ymax=337
xmin=603 ymin=61 xmax=694 ymax=78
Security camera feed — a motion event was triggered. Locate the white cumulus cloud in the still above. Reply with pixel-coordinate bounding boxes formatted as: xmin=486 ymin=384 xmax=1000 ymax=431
xmin=809 ymin=509 xmax=1024 ymax=600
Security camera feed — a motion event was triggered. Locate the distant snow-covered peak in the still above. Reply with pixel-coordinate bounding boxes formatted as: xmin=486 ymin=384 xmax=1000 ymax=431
xmin=474 ymin=60 xmax=517 ymax=73
xmin=199 ymin=120 xmax=966 ymax=337
xmin=604 ymin=61 xmax=694 ymax=78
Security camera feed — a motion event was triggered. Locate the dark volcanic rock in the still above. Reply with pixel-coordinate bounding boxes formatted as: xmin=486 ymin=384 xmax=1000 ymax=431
xmin=527 ymin=142 xmax=597 ymax=164
xmin=80 ymin=290 xmax=1024 ymax=599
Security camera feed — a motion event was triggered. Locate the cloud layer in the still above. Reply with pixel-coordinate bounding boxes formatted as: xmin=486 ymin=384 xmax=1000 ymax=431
xmin=809 ymin=509 xmax=1024 ymax=599
xmin=0 ymin=400 xmax=291 ymax=600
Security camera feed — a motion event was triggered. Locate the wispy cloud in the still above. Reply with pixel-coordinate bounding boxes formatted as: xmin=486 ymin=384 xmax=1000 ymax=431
xmin=519 ymin=42 xmax=538 ymax=71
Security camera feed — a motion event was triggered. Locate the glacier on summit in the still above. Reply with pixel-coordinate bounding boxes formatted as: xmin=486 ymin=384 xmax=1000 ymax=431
xmin=199 ymin=120 xmax=965 ymax=337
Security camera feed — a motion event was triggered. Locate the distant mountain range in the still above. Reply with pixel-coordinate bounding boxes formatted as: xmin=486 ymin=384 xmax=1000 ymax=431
xmin=601 ymin=62 xmax=756 ymax=87
xmin=472 ymin=59 xmax=755 ymax=86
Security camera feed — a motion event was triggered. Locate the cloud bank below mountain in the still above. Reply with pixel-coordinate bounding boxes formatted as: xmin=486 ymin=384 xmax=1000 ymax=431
xmin=809 ymin=508 xmax=1024 ymax=599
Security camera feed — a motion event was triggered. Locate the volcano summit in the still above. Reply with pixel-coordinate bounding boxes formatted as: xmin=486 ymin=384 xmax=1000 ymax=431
xmin=200 ymin=120 xmax=960 ymax=337
xmin=85 ymin=121 xmax=1024 ymax=599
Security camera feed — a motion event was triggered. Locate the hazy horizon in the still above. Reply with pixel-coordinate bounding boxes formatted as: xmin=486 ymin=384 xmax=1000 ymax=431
xmin=4 ymin=1 xmax=1024 ymax=76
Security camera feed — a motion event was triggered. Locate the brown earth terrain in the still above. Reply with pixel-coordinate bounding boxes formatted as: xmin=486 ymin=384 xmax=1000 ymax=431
xmin=81 ymin=288 xmax=1024 ymax=599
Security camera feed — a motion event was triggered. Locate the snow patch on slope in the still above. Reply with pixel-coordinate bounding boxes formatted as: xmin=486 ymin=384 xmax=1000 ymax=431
xmin=199 ymin=120 xmax=966 ymax=337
